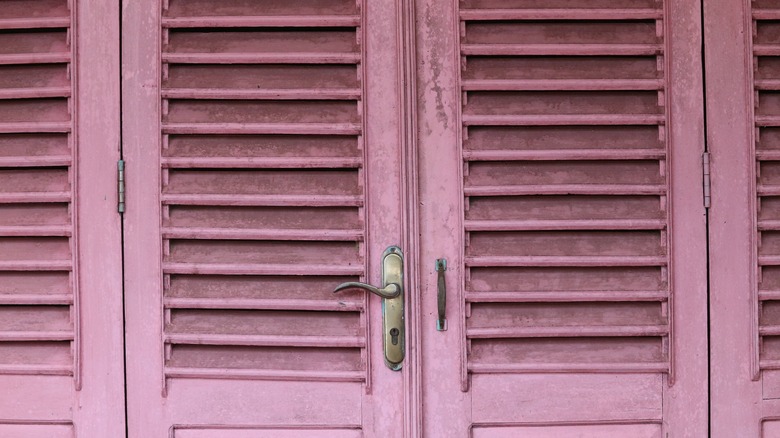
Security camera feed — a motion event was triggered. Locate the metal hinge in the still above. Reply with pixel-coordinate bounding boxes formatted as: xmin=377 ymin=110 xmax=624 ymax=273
xmin=703 ymin=152 xmax=711 ymax=209
xmin=118 ymin=159 xmax=125 ymax=213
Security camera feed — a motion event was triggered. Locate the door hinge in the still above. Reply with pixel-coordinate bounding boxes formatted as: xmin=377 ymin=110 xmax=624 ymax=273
xmin=703 ymin=152 xmax=711 ymax=209
xmin=118 ymin=159 xmax=125 ymax=213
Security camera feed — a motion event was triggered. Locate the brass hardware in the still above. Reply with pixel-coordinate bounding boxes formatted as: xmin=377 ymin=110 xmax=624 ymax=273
xmin=334 ymin=246 xmax=405 ymax=370
xmin=436 ymin=258 xmax=447 ymax=331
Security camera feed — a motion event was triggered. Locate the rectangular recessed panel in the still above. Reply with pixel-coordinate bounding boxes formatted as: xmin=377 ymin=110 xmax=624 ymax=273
xmin=174 ymin=428 xmax=361 ymax=438
xmin=472 ymin=374 xmax=663 ymax=423
xmin=472 ymin=424 xmax=661 ymax=438
xmin=0 ymin=424 xmax=73 ymax=438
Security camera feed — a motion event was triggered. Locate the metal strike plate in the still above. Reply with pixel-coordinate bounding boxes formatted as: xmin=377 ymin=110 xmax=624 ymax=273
xmin=381 ymin=246 xmax=405 ymax=370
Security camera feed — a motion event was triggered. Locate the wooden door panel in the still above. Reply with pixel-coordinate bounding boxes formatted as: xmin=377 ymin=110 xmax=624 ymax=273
xmin=0 ymin=0 xmax=124 ymax=435
xmin=123 ymin=0 xmax=407 ymax=434
xmin=417 ymin=0 xmax=707 ymax=435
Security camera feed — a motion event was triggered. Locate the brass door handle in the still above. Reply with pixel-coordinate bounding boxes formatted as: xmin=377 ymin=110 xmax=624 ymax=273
xmin=333 ymin=282 xmax=400 ymax=299
xmin=333 ymin=246 xmax=405 ymax=370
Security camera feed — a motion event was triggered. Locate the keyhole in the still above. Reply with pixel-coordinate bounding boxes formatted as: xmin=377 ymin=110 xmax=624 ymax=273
xmin=390 ymin=328 xmax=400 ymax=345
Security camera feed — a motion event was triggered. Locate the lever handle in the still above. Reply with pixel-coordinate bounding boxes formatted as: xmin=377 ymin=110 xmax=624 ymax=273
xmin=333 ymin=281 xmax=401 ymax=299
xmin=435 ymin=258 xmax=447 ymax=331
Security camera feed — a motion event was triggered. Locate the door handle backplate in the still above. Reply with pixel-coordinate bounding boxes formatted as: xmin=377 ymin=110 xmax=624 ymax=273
xmin=334 ymin=245 xmax=405 ymax=370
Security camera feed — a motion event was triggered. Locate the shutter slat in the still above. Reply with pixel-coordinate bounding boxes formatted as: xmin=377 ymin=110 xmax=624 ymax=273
xmin=0 ymin=294 xmax=72 ymax=305
xmin=0 ymin=331 xmax=73 ymax=341
xmin=162 ymin=15 xmax=360 ymax=28
xmin=162 ymin=227 xmax=362 ymax=241
xmin=468 ymin=362 xmax=668 ymax=374
xmin=467 ymin=325 xmax=669 ymax=338
xmin=461 ymin=79 xmax=663 ymax=92
xmin=0 ymin=261 xmax=72 ymax=271
xmin=466 ymin=291 xmax=668 ymax=303
xmin=162 ymin=52 xmax=360 ymax=65
xmin=165 ymin=333 xmax=365 ymax=348
xmin=461 ymin=43 xmax=663 ymax=56
xmin=465 ymin=255 xmax=667 ymax=267
xmin=0 ymin=225 xmax=72 ymax=237
xmin=162 ymin=262 xmax=363 ymax=276
xmin=164 ymin=297 xmax=362 ymax=312
xmin=0 ymin=364 xmax=72 ymax=375
xmin=463 ymin=149 xmax=664 ymax=161
xmin=0 ymin=53 xmax=70 ymax=65
xmin=161 ymin=194 xmax=362 ymax=207
xmin=161 ymin=157 xmax=361 ymax=169
xmin=464 ymin=184 xmax=666 ymax=196
xmin=0 ymin=87 xmax=71 ymax=99
xmin=0 ymin=156 xmax=72 ymax=167
xmin=161 ymin=122 xmax=361 ymax=135
xmin=460 ymin=8 xmax=662 ymax=20
xmin=465 ymin=219 xmax=665 ymax=231
xmin=0 ymin=17 xmax=70 ymax=30
xmin=0 ymin=122 xmax=71 ymax=133
xmin=462 ymin=114 xmax=665 ymax=126
xmin=165 ymin=367 xmax=364 ymax=382
xmin=161 ymin=88 xmax=361 ymax=100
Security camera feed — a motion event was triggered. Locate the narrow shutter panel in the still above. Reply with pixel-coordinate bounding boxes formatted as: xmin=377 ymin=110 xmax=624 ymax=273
xmin=159 ymin=0 xmax=367 ymax=386
xmin=0 ymin=0 xmax=76 ymax=380
xmin=755 ymin=1 xmax=780 ymax=371
xmin=459 ymin=0 xmax=670 ymax=379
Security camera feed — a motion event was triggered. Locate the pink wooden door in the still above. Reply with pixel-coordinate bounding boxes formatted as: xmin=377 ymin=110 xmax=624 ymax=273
xmin=706 ymin=0 xmax=780 ymax=435
xmin=0 ymin=0 xmax=125 ymax=436
xmin=415 ymin=0 xmax=709 ymax=436
xmin=121 ymin=0 xmax=412 ymax=435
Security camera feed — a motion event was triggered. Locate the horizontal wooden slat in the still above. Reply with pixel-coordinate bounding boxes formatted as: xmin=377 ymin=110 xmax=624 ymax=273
xmin=462 ymin=114 xmax=665 ymax=126
xmin=162 ymin=15 xmax=361 ymax=28
xmin=162 ymin=52 xmax=361 ymax=65
xmin=162 ymin=227 xmax=362 ymax=241
xmin=0 ymin=226 xmax=71 ymax=237
xmin=165 ymin=367 xmax=364 ymax=382
xmin=760 ymin=359 xmax=780 ymax=370
xmin=761 ymin=291 xmax=780 ymax=301
xmin=164 ymin=297 xmax=362 ymax=312
xmin=463 ymin=149 xmax=665 ymax=161
xmin=0 ymin=330 xmax=73 ymax=341
xmin=0 ymin=122 xmax=71 ymax=133
xmin=465 ymin=255 xmax=667 ymax=267
xmin=754 ymin=10 xmax=780 ymax=20
xmin=465 ymin=291 xmax=668 ymax=303
xmin=467 ymin=325 xmax=668 ymax=339
xmin=465 ymin=219 xmax=665 ymax=231
xmin=463 ymin=184 xmax=666 ymax=196
xmin=161 ymin=194 xmax=362 ymax=207
xmin=0 ymin=364 xmax=72 ymax=376
xmin=161 ymin=122 xmax=361 ymax=136
xmin=165 ymin=333 xmax=365 ymax=348
xmin=461 ymin=79 xmax=663 ymax=92
xmin=162 ymin=262 xmax=363 ymax=276
xmin=461 ymin=44 xmax=663 ymax=57
xmin=0 ymin=294 xmax=72 ymax=305
xmin=460 ymin=8 xmax=663 ymax=21
xmin=0 ymin=17 xmax=70 ymax=30
xmin=755 ymin=150 xmax=780 ymax=160
xmin=468 ymin=362 xmax=669 ymax=374
xmin=0 ymin=192 xmax=71 ymax=204
xmin=756 ymin=115 xmax=780 ymax=126
xmin=0 ymin=87 xmax=71 ymax=100
xmin=161 ymin=88 xmax=361 ymax=101
xmin=760 ymin=326 xmax=780 ymax=336
xmin=0 ymin=53 xmax=70 ymax=65
xmin=760 ymin=256 xmax=780 ymax=266
xmin=161 ymin=157 xmax=361 ymax=169
xmin=0 ymin=260 xmax=72 ymax=271
xmin=0 ymin=156 xmax=72 ymax=167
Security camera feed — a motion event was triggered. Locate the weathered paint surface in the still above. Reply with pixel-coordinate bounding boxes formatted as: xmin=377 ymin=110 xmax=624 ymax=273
xmin=0 ymin=0 xmax=125 ymax=436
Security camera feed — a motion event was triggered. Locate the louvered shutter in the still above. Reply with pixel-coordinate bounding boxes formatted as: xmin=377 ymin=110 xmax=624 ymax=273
xmin=123 ymin=0 xmax=406 ymax=434
xmin=417 ymin=0 xmax=707 ymax=435
xmin=709 ymin=0 xmax=780 ymax=434
xmin=0 ymin=0 xmax=124 ymax=435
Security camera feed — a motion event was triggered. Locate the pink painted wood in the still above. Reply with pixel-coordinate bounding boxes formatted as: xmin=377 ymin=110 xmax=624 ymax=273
xmin=706 ymin=0 xmax=780 ymax=435
xmin=416 ymin=0 xmax=708 ymax=436
xmin=0 ymin=0 xmax=125 ymax=436
xmin=122 ymin=0 xmax=408 ymax=435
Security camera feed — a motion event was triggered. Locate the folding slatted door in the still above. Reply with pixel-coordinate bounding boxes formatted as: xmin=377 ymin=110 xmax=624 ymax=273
xmin=0 ymin=0 xmax=124 ymax=436
xmin=416 ymin=0 xmax=709 ymax=436
xmin=122 ymin=0 xmax=411 ymax=435
xmin=707 ymin=0 xmax=780 ymax=435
